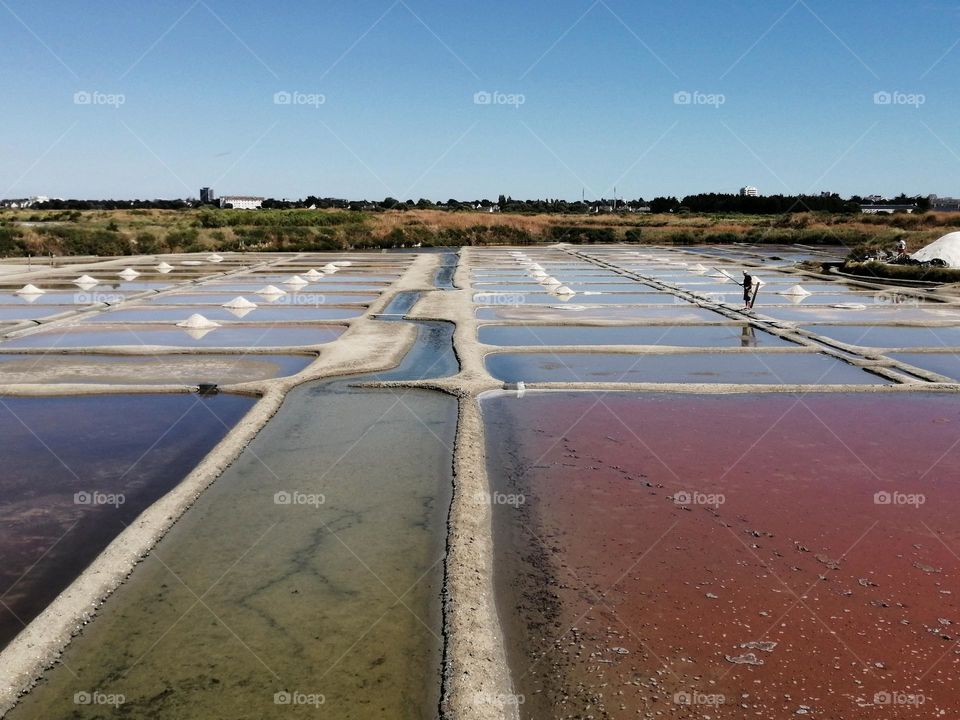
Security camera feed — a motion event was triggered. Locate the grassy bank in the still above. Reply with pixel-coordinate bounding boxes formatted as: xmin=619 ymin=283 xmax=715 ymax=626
xmin=0 ymin=207 xmax=953 ymax=257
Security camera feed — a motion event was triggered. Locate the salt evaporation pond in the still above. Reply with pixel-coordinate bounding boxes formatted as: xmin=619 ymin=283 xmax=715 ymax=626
xmin=146 ymin=292 xmax=378 ymax=306
xmin=486 ymin=351 xmax=884 ymax=384
xmin=479 ymin=324 xmax=796 ymax=347
xmin=0 ymin=354 xmax=314 ymax=385
xmin=10 ymin=295 xmax=459 ymax=720
xmin=887 ymin=353 xmax=960 ymax=381
xmin=81 ymin=305 xmax=365 ymax=323
xmin=0 ymin=305 xmax=74 ymax=321
xmin=474 ymin=292 xmax=683 ymax=305
xmin=2 ymin=324 xmax=345 ymax=348
xmin=476 ymin=305 xmax=725 ymax=323
xmin=804 ymin=324 xmax=960 ymax=348
xmin=485 ymin=391 xmax=960 ymax=719
xmin=0 ymin=394 xmax=254 ymax=650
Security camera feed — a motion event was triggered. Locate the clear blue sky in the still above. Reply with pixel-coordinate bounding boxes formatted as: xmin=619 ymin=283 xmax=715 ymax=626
xmin=2 ymin=0 xmax=959 ymax=201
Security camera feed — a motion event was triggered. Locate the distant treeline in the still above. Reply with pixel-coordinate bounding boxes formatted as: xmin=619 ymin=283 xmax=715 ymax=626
xmin=4 ymin=192 xmax=931 ymax=215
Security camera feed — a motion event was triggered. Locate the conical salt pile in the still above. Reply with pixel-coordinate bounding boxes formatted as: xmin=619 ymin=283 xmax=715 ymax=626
xmin=222 ymin=297 xmax=257 ymax=310
xmin=778 ymin=285 xmax=812 ymax=297
xmin=285 ymin=275 xmax=308 ymax=286
xmin=555 ymin=286 xmax=576 ymax=296
xmin=322 ymin=263 xmax=339 ymax=274
xmin=176 ymin=314 xmax=221 ymax=329
xmin=541 ymin=276 xmax=561 ymax=286
xmin=156 ymin=262 xmax=174 ymax=273
xmin=305 ymin=269 xmax=323 ymax=279
xmin=118 ymin=268 xmax=140 ymax=280
xmin=257 ymin=285 xmax=287 ymax=297
xmin=207 ymin=254 xmax=224 ymax=263
xmin=16 ymin=284 xmax=45 ymax=295
xmin=73 ymin=275 xmax=98 ymax=287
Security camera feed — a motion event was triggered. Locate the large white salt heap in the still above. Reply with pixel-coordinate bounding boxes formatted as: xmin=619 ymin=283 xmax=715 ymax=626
xmin=222 ymin=297 xmax=257 ymax=309
xmin=176 ymin=314 xmax=220 ymax=329
xmin=778 ymin=285 xmax=812 ymax=297
xmin=912 ymin=232 xmax=960 ymax=268
xmin=304 ymin=269 xmax=323 ymax=280
xmin=118 ymin=268 xmax=140 ymax=281
xmin=73 ymin=275 xmax=98 ymax=287
xmin=284 ymin=275 xmax=308 ymax=286
xmin=156 ymin=262 xmax=174 ymax=273
xmin=16 ymin=284 xmax=45 ymax=295
xmin=257 ymin=285 xmax=287 ymax=297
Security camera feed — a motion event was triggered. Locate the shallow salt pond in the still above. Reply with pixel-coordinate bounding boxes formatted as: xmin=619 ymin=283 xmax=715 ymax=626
xmin=888 ymin=352 xmax=960 ymax=380
xmin=147 ymin=292 xmax=378 ymax=306
xmin=479 ymin=324 xmax=795 ymax=347
xmin=475 ymin=305 xmax=726 ymax=323
xmin=2 ymin=324 xmax=345 ymax=349
xmin=0 ymin=354 xmax=314 ymax=385
xmin=804 ymin=324 xmax=960 ymax=348
xmin=486 ymin=351 xmax=884 ymax=384
xmin=0 ymin=393 xmax=254 ymax=650
xmin=81 ymin=305 xmax=365 ymax=323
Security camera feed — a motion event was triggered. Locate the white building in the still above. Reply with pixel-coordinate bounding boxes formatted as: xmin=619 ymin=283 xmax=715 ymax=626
xmin=219 ymin=195 xmax=264 ymax=210
xmin=739 ymin=186 xmax=760 ymax=197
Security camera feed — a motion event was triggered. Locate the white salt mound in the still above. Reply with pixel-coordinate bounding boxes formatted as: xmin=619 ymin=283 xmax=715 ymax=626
xmin=305 ymin=269 xmax=323 ymax=279
xmin=257 ymin=285 xmax=287 ymax=296
xmin=73 ymin=275 xmax=98 ymax=286
xmin=207 ymin=254 xmax=224 ymax=263
xmin=322 ymin=263 xmax=339 ymax=273
xmin=541 ymin=276 xmax=561 ymax=285
xmin=156 ymin=262 xmax=173 ymax=272
xmin=223 ymin=297 xmax=257 ymax=310
xmin=16 ymin=284 xmax=45 ymax=295
xmin=555 ymin=286 xmax=576 ymax=296
xmin=285 ymin=275 xmax=308 ymax=286
xmin=912 ymin=232 xmax=960 ymax=268
xmin=118 ymin=268 xmax=140 ymax=280
xmin=176 ymin=314 xmax=220 ymax=329
xmin=778 ymin=285 xmax=812 ymax=297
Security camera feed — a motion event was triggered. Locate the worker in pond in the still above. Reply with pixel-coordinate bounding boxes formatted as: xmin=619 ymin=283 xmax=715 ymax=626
xmin=740 ymin=270 xmax=758 ymax=309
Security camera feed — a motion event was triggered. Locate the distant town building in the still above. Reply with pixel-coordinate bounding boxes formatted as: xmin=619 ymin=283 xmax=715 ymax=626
xmin=861 ymin=204 xmax=916 ymax=215
xmin=219 ymin=195 xmax=264 ymax=210
xmin=200 ymin=187 xmax=215 ymax=204
xmin=739 ymin=186 xmax=760 ymax=197
xmin=928 ymin=195 xmax=960 ymax=212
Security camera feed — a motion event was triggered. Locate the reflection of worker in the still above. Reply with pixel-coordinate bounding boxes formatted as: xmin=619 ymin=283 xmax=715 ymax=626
xmin=741 ymin=271 xmax=756 ymax=308
xmin=740 ymin=325 xmax=757 ymax=348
